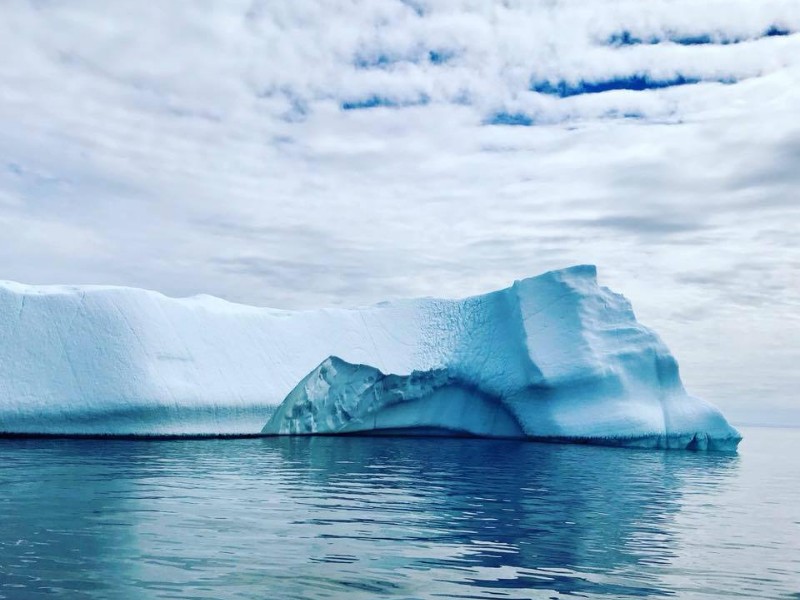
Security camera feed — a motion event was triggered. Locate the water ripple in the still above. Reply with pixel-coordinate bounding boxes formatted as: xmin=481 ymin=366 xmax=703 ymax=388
xmin=0 ymin=427 xmax=798 ymax=599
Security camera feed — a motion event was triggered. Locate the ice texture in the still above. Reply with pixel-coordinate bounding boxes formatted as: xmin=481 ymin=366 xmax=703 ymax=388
xmin=0 ymin=265 xmax=741 ymax=449
xmin=263 ymin=357 xmax=527 ymax=439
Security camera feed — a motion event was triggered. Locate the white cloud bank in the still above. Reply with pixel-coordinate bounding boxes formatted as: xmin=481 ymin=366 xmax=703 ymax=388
xmin=0 ymin=0 xmax=798 ymax=425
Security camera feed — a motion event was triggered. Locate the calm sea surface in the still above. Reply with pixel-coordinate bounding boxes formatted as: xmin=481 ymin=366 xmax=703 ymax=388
xmin=1 ymin=426 xmax=798 ymax=599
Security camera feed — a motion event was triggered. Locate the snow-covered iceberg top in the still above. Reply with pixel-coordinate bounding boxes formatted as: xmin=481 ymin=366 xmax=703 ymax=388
xmin=0 ymin=265 xmax=741 ymax=449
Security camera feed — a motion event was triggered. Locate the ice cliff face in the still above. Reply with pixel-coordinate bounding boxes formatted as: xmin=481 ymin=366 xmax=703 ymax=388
xmin=0 ymin=265 xmax=741 ymax=449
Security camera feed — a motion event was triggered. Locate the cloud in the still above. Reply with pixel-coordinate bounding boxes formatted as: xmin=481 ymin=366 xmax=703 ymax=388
xmin=564 ymin=214 xmax=708 ymax=237
xmin=729 ymin=135 xmax=800 ymax=197
xmin=0 ymin=0 xmax=798 ymax=424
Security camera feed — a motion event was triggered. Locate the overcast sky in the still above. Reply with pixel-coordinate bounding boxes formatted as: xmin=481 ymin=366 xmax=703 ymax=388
xmin=1 ymin=0 xmax=798 ymax=426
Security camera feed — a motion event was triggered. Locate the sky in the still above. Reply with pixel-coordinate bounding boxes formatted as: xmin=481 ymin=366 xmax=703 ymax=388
xmin=1 ymin=0 xmax=798 ymax=426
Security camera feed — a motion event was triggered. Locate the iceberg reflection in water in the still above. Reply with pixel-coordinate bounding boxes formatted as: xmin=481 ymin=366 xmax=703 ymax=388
xmin=1 ymin=428 xmax=798 ymax=599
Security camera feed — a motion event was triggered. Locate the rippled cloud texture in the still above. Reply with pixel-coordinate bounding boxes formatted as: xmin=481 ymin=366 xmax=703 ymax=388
xmin=1 ymin=0 xmax=799 ymax=424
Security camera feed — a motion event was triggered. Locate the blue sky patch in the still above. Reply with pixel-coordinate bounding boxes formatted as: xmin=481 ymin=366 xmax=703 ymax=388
xmin=353 ymin=54 xmax=397 ymax=69
xmin=531 ymin=74 xmax=713 ymax=97
xmin=607 ymin=25 xmax=792 ymax=46
xmin=353 ymin=48 xmax=456 ymax=69
xmin=485 ymin=112 xmax=534 ymax=126
xmin=340 ymin=95 xmax=429 ymax=111
xmin=428 ymin=50 xmax=454 ymax=65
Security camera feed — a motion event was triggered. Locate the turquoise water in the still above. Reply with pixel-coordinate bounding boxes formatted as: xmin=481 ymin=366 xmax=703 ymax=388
xmin=0 ymin=427 xmax=798 ymax=599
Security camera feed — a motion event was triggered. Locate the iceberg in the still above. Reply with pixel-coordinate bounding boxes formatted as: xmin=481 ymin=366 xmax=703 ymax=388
xmin=0 ymin=265 xmax=741 ymax=449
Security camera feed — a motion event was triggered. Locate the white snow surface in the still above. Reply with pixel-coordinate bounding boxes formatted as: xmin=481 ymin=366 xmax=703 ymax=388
xmin=0 ymin=265 xmax=740 ymax=448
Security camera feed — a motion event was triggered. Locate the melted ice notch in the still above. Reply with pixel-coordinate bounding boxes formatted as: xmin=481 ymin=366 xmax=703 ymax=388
xmin=262 ymin=357 xmax=526 ymax=438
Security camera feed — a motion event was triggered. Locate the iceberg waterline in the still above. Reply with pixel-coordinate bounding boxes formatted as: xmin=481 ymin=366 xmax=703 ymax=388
xmin=0 ymin=265 xmax=741 ymax=450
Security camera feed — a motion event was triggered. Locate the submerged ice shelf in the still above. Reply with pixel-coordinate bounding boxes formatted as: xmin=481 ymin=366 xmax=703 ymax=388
xmin=0 ymin=265 xmax=741 ymax=450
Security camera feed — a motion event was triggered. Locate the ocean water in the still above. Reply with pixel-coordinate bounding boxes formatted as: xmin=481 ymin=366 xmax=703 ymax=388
xmin=0 ymin=427 xmax=798 ymax=599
